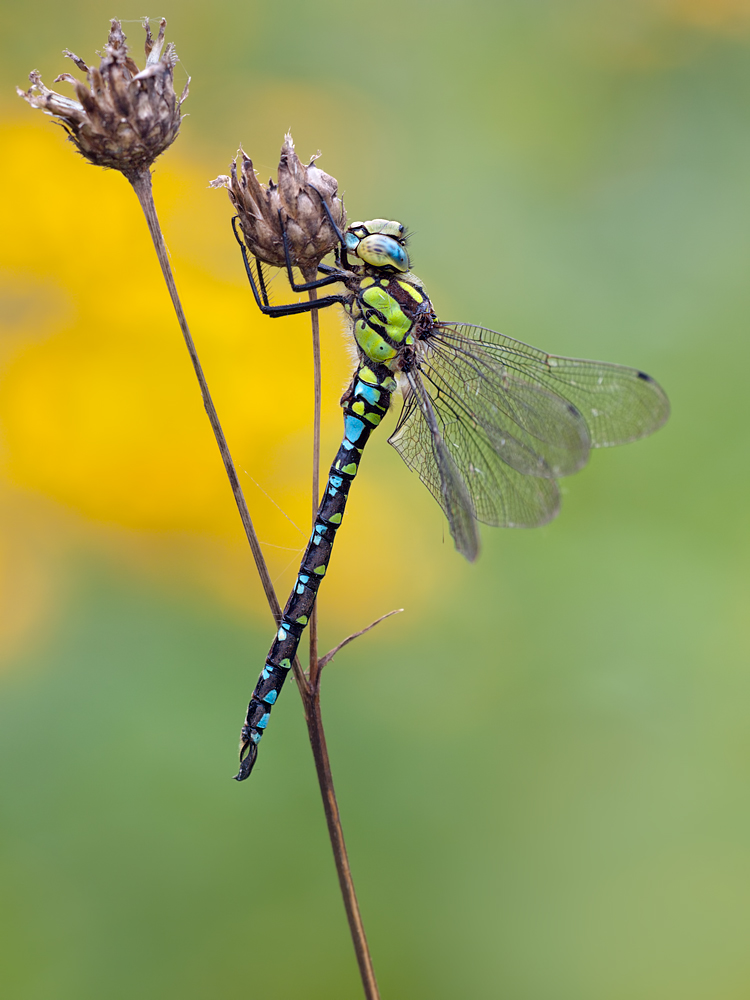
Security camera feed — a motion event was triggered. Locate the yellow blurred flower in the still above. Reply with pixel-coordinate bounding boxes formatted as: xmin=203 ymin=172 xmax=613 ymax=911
xmin=0 ymin=118 xmax=447 ymax=662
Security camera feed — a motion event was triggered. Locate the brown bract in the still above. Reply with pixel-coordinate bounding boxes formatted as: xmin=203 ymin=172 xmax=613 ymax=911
xmin=17 ymin=18 xmax=188 ymax=179
xmin=211 ymin=135 xmax=346 ymax=275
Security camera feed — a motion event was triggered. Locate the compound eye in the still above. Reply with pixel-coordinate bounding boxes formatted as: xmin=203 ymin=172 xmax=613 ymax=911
xmin=356 ymin=234 xmax=409 ymax=272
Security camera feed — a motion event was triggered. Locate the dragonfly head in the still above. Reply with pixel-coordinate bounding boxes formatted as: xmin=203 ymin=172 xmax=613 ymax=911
xmin=345 ymin=219 xmax=410 ymax=272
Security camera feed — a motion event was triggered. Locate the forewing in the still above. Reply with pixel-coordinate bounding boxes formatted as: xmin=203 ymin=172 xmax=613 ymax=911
xmin=435 ymin=323 xmax=670 ymax=447
xmin=418 ymin=330 xmax=592 ymax=478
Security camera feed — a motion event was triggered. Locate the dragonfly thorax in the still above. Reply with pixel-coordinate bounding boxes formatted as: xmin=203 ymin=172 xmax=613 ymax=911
xmin=345 ymin=273 xmax=434 ymax=372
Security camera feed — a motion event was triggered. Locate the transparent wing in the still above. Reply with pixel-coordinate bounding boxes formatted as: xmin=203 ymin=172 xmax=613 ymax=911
xmin=419 ymin=391 xmax=481 ymax=562
xmin=398 ymin=372 xmax=484 ymax=559
xmin=434 ymin=323 xmax=670 ymax=447
xmin=390 ymin=372 xmax=561 ymax=537
xmin=388 ymin=322 xmax=668 ymax=552
xmin=417 ymin=329 xmax=593 ymax=479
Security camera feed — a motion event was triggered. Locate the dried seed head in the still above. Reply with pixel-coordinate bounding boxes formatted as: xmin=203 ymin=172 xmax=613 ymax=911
xmin=17 ymin=18 xmax=189 ymax=180
xmin=211 ymin=134 xmax=345 ymax=274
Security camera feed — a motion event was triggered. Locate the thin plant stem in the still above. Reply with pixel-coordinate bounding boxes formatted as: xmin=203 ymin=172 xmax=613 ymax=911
xmin=303 ymin=689 xmax=381 ymax=1000
xmin=308 ymin=283 xmax=321 ymax=683
xmin=128 ymin=168 xmax=307 ymax=692
xmin=318 ymin=609 xmax=404 ymax=671
xmin=301 ymin=284 xmax=381 ymax=1000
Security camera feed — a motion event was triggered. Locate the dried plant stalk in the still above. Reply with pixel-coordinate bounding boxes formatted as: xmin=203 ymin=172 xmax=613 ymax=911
xmin=20 ymin=21 xmax=382 ymax=1000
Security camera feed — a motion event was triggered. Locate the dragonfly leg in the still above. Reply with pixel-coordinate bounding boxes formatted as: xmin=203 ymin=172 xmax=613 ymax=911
xmin=232 ymin=216 xmax=349 ymax=318
xmin=307 ymin=185 xmax=355 ymax=271
xmin=277 ymin=210 xmax=349 ymax=292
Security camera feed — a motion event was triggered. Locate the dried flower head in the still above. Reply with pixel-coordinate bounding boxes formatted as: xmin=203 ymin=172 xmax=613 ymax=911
xmin=17 ymin=18 xmax=188 ymax=180
xmin=211 ymin=134 xmax=346 ymax=275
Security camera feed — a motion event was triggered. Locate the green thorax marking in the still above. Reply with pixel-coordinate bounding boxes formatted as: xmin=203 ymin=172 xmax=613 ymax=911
xmin=349 ymin=275 xmax=428 ymax=370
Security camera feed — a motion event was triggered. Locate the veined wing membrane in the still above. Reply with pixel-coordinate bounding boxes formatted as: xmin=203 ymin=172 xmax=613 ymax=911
xmin=397 ymin=373 xmax=480 ymax=559
xmin=390 ymin=371 xmax=561 ymax=533
xmin=435 ymin=323 xmax=670 ymax=447
xmin=418 ymin=331 xmax=592 ymax=477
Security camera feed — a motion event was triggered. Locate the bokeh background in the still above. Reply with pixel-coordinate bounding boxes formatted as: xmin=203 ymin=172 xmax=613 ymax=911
xmin=2 ymin=1 xmax=749 ymax=997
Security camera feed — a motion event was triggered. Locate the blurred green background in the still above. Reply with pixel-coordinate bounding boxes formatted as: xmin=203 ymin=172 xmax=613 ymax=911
xmin=2 ymin=1 xmax=750 ymax=997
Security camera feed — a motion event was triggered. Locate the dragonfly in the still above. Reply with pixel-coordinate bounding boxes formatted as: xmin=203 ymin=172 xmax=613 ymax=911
xmin=232 ymin=210 xmax=669 ymax=779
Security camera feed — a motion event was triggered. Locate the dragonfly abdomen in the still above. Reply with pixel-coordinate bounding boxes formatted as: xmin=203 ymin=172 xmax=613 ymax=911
xmin=235 ymin=362 xmax=396 ymax=780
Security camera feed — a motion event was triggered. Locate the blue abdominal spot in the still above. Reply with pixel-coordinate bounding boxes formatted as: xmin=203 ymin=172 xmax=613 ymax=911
xmin=344 ymin=414 xmax=365 ymax=444
xmin=355 ymin=382 xmax=381 ymax=405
